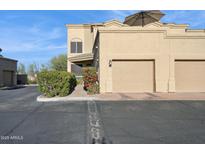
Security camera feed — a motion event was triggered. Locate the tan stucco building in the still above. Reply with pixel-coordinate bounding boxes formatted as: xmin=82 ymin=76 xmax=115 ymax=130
xmin=66 ymin=15 xmax=205 ymax=93
xmin=0 ymin=56 xmax=17 ymax=87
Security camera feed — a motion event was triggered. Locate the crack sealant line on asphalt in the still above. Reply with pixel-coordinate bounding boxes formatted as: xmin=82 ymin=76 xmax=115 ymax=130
xmin=3 ymin=103 xmax=44 ymax=136
xmin=87 ymin=100 xmax=107 ymax=144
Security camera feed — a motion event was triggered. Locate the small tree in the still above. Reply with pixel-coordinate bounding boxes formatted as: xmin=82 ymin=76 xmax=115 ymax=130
xmin=50 ymin=54 xmax=67 ymax=71
xmin=28 ymin=64 xmax=35 ymax=76
xmin=17 ymin=63 xmax=26 ymax=74
xmin=40 ymin=64 xmax=49 ymax=72
xmin=28 ymin=62 xmax=39 ymax=76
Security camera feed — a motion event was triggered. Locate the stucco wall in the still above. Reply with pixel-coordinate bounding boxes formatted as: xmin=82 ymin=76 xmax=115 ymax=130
xmin=67 ymin=25 xmax=94 ymax=72
xmin=98 ymin=26 xmax=205 ymax=93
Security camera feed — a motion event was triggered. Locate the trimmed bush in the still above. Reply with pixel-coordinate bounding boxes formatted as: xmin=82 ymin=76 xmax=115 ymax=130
xmin=87 ymin=84 xmax=99 ymax=95
xmin=82 ymin=67 xmax=99 ymax=95
xmin=37 ymin=70 xmax=77 ymax=97
xmin=77 ymin=77 xmax=83 ymax=85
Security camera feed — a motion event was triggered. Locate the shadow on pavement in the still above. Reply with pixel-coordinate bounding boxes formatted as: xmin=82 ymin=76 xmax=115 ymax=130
xmin=0 ymin=85 xmax=26 ymax=90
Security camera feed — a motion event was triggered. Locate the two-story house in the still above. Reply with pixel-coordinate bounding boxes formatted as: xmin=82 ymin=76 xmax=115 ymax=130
xmin=66 ymin=12 xmax=205 ymax=93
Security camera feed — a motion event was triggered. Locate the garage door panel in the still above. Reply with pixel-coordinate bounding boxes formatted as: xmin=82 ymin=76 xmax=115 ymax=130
xmin=112 ymin=60 xmax=154 ymax=92
xmin=175 ymin=61 xmax=205 ymax=92
xmin=3 ymin=70 xmax=13 ymax=86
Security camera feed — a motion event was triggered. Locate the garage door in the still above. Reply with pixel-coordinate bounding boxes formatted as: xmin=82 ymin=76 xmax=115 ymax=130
xmin=3 ymin=70 xmax=14 ymax=86
xmin=112 ymin=60 xmax=155 ymax=92
xmin=175 ymin=60 xmax=205 ymax=92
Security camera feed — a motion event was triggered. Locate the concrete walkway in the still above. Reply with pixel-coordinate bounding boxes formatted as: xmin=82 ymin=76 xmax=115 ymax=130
xmin=37 ymin=84 xmax=95 ymax=102
xmin=97 ymin=92 xmax=205 ymax=101
xmin=37 ymin=84 xmax=205 ymax=102
xmin=69 ymin=84 xmax=88 ymax=97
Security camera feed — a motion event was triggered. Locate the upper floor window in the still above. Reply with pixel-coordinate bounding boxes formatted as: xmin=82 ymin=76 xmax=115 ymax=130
xmin=70 ymin=38 xmax=82 ymax=53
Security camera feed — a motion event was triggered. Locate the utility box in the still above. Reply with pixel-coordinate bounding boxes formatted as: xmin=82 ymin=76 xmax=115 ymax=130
xmin=17 ymin=74 xmax=28 ymax=85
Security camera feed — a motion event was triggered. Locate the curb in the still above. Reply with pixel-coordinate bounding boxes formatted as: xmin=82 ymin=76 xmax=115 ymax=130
xmin=36 ymin=95 xmax=96 ymax=102
xmin=0 ymin=84 xmax=38 ymax=90
xmin=24 ymin=84 xmax=38 ymax=87
xmin=36 ymin=95 xmax=205 ymax=102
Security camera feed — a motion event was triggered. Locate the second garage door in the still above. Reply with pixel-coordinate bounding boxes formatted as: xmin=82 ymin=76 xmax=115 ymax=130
xmin=3 ymin=70 xmax=14 ymax=86
xmin=175 ymin=60 xmax=205 ymax=92
xmin=112 ymin=60 xmax=155 ymax=92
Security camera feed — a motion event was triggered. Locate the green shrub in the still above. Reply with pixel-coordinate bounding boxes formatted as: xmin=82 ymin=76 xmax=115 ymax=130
xmin=82 ymin=67 xmax=99 ymax=95
xmin=82 ymin=67 xmax=97 ymax=89
xmin=87 ymin=84 xmax=99 ymax=95
xmin=37 ymin=70 xmax=77 ymax=97
xmin=77 ymin=77 xmax=83 ymax=85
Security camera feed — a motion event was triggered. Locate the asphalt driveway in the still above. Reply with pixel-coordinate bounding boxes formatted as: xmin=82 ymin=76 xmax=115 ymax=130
xmin=0 ymin=86 xmax=87 ymax=144
xmin=99 ymin=101 xmax=205 ymax=143
xmin=1 ymin=86 xmax=205 ymax=144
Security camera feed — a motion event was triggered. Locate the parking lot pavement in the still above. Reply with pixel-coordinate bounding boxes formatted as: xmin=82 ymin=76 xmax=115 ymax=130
xmin=97 ymin=100 xmax=205 ymax=144
xmin=1 ymin=86 xmax=205 ymax=144
xmin=0 ymin=86 xmax=88 ymax=144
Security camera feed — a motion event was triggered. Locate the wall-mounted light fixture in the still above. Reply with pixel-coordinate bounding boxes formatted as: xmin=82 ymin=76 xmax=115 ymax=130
xmin=109 ymin=60 xmax=112 ymax=67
